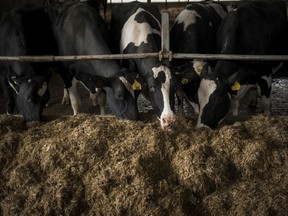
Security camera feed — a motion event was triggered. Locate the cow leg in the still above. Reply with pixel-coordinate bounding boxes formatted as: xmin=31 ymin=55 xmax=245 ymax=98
xmin=67 ymin=78 xmax=81 ymax=115
xmin=89 ymin=92 xmax=98 ymax=106
xmin=97 ymin=90 xmax=107 ymax=115
xmin=56 ymin=65 xmax=73 ymax=106
xmin=248 ymin=85 xmax=259 ymax=108
xmin=230 ymin=97 xmax=239 ymax=116
xmin=62 ymin=87 xmax=70 ymax=105
xmin=0 ymin=77 xmax=15 ymax=114
xmin=89 ymin=89 xmax=107 ymax=115
xmin=261 ymin=95 xmax=270 ymax=115
xmin=259 ymin=75 xmax=272 ymax=115
xmin=231 ymin=84 xmax=254 ymax=115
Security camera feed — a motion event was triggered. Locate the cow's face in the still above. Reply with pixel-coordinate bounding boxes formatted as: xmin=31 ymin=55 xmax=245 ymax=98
xmin=174 ymin=59 xmax=206 ymax=114
xmin=104 ymin=76 xmax=139 ymax=121
xmin=196 ymin=77 xmax=231 ymax=129
xmin=146 ymin=65 xmax=177 ymax=131
xmin=16 ymin=77 xmax=50 ymax=122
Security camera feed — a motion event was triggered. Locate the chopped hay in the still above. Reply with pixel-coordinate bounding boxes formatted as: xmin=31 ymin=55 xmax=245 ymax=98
xmin=0 ymin=114 xmax=288 ymax=215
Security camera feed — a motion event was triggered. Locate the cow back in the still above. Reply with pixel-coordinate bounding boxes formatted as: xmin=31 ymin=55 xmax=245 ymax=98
xmin=110 ymin=1 xmax=160 ymax=54
xmin=170 ymin=2 xmax=227 ymax=65
xmin=217 ymin=0 xmax=288 ymax=56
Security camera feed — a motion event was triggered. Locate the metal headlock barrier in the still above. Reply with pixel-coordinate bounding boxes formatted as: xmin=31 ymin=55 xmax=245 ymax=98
xmin=0 ymin=12 xmax=288 ymax=63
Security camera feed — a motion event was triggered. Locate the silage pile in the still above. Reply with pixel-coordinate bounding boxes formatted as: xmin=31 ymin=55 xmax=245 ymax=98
xmin=0 ymin=114 xmax=288 ymax=215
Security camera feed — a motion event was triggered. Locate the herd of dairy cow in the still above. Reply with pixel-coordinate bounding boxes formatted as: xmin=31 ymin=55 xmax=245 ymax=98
xmin=0 ymin=0 xmax=287 ymax=131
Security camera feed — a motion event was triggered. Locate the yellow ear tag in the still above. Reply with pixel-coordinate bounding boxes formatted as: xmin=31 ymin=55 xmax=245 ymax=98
xmin=197 ymin=66 xmax=203 ymax=74
xmin=231 ymin=81 xmax=241 ymax=91
xmin=181 ymin=78 xmax=189 ymax=85
xmin=132 ymin=80 xmax=142 ymax=90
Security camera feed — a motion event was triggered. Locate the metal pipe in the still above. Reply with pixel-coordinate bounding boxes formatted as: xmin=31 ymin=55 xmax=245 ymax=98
xmin=172 ymin=53 xmax=288 ymax=61
xmin=0 ymin=53 xmax=288 ymax=62
xmin=0 ymin=53 xmax=159 ymax=62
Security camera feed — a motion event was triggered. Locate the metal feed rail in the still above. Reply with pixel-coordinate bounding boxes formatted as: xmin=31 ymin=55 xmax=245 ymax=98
xmin=0 ymin=12 xmax=287 ymax=63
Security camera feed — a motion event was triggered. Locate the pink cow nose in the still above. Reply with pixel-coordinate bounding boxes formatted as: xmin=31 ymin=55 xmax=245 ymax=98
xmin=161 ymin=114 xmax=177 ymax=131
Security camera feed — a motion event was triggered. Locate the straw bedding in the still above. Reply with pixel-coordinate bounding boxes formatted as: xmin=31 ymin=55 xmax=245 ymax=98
xmin=0 ymin=113 xmax=287 ymax=215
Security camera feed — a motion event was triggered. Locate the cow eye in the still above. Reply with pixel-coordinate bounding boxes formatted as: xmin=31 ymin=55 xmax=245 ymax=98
xmin=26 ymin=96 xmax=33 ymax=103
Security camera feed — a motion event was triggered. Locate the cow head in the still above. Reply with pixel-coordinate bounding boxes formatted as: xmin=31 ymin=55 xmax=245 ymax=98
xmin=89 ymin=69 xmax=140 ymax=120
xmin=144 ymin=64 xmax=177 ymax=131
xmin=173 ymin=59 xmax=206 ymax=114
xmin=13 ymin=74 xmax=50 ymax=122
xmin=196 ymin=64 xmax=245 ymax=129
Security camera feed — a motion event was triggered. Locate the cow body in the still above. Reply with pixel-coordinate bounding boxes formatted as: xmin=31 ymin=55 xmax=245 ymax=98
xmin=170 ymin=2 xmax=227 ymax=115
xmin=0 ymin=6 xmax=56 ymax=121
xmin=48 ymin=1 xmax=139 ymax=120
xmin=196 ymin=0 xmax=288 ymax=129
xmin=110 ymin=1 xmax=177 ymax=131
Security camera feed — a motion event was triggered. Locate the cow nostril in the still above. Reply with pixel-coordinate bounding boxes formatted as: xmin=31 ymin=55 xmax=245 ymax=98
xmin=161 ymin=115 xmax=177 ymax=131
xmin=162 ymin=117 xmax=168 ymax=124
xmin=117 ymin=94 xmax=124 ymax=100
xmin=27 ymin=96 xmax=33 ymax=103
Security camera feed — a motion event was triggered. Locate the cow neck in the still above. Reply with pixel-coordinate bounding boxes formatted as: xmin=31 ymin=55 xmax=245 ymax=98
xmin=136 ymin=58 xmax=161 ymax=77
xmin=93 ymin=60 xmax=121 ymax=79
xmin=214 ymin=60 xmax=242 ymax=79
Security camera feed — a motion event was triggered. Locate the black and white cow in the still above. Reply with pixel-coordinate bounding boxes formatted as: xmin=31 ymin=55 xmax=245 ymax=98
xmin=110 ymin=1 xmax=177 ymax=131
xmin=47 ymin=1 xmax=139 ymax=120
xmin=170 ymin=2 xmax=227 ymax=115
xmin=196 ymin=0 xmax=288 ymax=129
xmin=0 ymin=6 xmax=57 ymax=121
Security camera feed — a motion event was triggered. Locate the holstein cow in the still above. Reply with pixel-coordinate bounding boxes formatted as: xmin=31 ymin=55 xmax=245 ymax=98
xmin=110 ymin=1 xmax=177 ymax=131
xmin=170 ymin=2 xmax=227 ymax=115
xmin=47 ymin=1 xmax=139 ymax=120
xmin=0 ymin=6 xmax=57 ymax=121
xmin=196 ymin=0 xmax=288 ymax=129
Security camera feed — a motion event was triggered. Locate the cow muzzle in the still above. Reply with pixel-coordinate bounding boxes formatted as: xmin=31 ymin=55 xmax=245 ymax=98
xmin=160 ymin=114 xmax=177 ymax=131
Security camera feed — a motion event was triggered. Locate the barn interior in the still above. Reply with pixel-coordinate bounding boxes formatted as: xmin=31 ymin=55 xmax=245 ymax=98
xmin=0 ymin=1 xmax=288 ymax=216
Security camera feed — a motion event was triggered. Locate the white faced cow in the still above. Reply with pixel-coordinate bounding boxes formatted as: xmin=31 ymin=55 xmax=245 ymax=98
xmin=196 ymin=0 xmax=288 ymax=129
xmin=110 ymin=2 xmax=177 ymax=131
xmin=170 ymin=2 xmax=228 ymax=116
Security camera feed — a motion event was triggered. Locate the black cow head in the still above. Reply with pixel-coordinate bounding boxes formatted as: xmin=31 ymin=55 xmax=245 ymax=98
xmin=13 ymin=73 xmax=50 ymax=122
xmin=172 ymin=60 xmax=204 ymax=113
xmin=89 ymin=69 xmax=141 ymax=120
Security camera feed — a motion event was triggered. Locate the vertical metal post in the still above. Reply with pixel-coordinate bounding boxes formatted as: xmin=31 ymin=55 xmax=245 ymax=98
xmin=161 ymin=11 xmax=170 ymax=63
xmin=161 ymin=11 xmax=170 ymax=53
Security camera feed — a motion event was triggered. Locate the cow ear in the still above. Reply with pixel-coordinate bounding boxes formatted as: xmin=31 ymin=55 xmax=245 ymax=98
xmin=227 ymin=70 xmax=243 ymax=92
xmin=89 ymin=75 xmax=109 ymax=88
xmin=118 ymin=72 xmax=144 ymax=99
xmin=199 ymin=63 xmax=212 ymax=79
xmin=178 ymin=70 xmax=195 ymax=85
xmin=11 ymin=75 xmax=21 ymax=85
xmin=119 ymin=67 xmax=144 ymax=91
xmin=228 ymin=68 xmax=257 ymax=92
xmin=38 ymin=82 xmax=48 ymax=96
xmin=171 ymin=63 xmax=193 ymax=85
xmin=124 ymin=72 xmax=144 ymax=90
xmin=8 ymin=66 xmax=22 ymax=84
xmin=35 ymin=72 xmax=51 ymax=85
